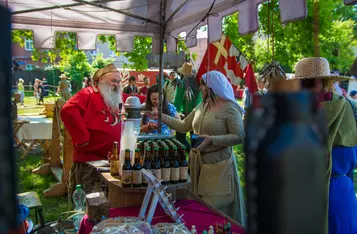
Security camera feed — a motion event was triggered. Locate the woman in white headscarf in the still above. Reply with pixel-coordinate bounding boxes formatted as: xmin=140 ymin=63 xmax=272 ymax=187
xmin=149 ymin=70 xmax=246 ymax=225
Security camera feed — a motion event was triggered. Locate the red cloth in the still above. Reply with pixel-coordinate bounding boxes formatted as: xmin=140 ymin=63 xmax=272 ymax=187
xmin=122 ymin=93 xmax=146 ymax=104
xmin=243 ymin=64 xmax=258 ymax=93
xmin=197 ymin=35 xmax=256 ymax=92
xmin=139 ymin=86 xmax=149 ymax=96
xmin=60 ymin=87 xmax=122 ymax=162
xmin=78 ymin=200 xmax=245 ymax=234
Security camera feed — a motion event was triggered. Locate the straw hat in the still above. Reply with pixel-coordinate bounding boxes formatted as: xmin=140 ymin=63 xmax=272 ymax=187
xmin=177 ymin=62 xmax=193 ymax=76
xmin=294 ymin=57 xmax=351 ymax=81
xmin=93 ymin=64 xmax=118 ymax=82
xmin=59 ymin=74 xmax=67 ymax=79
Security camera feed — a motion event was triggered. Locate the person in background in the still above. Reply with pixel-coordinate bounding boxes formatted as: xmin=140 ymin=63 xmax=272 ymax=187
xmin=57 ymin=74 xmax=72 ymax=101
xmin=174 ymin=62 xmax=202 ymax=151
xmin=123 ymin=76 xmax=138 ymax=95
xmin=164 ymin=71 xmax=178 ymax=104
xmin=83 ymin=77 xmax=88 ymax=89
xmin=60 ymin=63 xmax=123 ymax=198
xmin=350 ymin=90 xmax=357 ymax=100
xmin=34 ymin=78 xmax=40 ymax=105
xmin=141 ymin=84 xmax=180 ymax=135
xmin=139 ymin=77 xmax=150 ymax=96
xmin=38 ymin=80 xmax=45 ymax=105
xmin=149 ymin=70 xmax=246 ymax=224
xmin=42 ymin=78 xmax=49 ymax=97
xmin=17 ymin=78 xmax=25 ymax=106
xmin=294 ymin=57 xmax=357 ymax=234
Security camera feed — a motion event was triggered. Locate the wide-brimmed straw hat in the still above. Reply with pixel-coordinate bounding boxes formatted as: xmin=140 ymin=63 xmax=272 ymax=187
xmin=59 ymin=74 xmax=67 ymax=79
xmin=177 ymin=62 xmax=193 ymax=76
xmin=293 ymin=57 xmax=351 ymax=81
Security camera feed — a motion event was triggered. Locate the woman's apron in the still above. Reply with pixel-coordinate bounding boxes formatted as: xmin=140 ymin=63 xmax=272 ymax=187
xmin=189 ymin=104 xmax=246 ymax=226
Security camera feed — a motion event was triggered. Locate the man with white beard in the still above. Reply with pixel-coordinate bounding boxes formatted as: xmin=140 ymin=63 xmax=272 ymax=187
xmin=61 ymin=64 xmax=123 ymax=198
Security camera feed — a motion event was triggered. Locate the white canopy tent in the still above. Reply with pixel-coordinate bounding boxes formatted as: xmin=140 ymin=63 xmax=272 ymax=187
xmin=4 ymin=0 xmax=356 ymax=131
xmin=4 ymin=0 xmax=356 ymax=53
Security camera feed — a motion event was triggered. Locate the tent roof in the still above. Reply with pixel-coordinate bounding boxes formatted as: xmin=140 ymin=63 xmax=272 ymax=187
xmin=4 ymin=0 xmax=356 ymax=53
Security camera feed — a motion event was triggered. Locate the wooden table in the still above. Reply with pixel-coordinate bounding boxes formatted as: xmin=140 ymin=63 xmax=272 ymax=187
xmin=88 ymin=160 xmax=191 ymax=209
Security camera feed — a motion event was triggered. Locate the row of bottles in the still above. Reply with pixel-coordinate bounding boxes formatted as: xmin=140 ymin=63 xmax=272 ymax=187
xmin=191 ymin=223 xmax=232 ymax=234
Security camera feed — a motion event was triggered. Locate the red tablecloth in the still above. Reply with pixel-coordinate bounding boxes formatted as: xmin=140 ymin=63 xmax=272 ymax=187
xmin=79 ymin=200 xmax=245 ymax=234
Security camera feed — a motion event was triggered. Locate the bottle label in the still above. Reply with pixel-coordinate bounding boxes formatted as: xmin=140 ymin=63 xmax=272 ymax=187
xmin=162 ymin=168 xmax=170 ymax=182
xmin=179 ymin=166 xmax=188 ymax=180
xmin=142 ymin=169 xmax=152 ymax=184
xmin=171 ymin=168 xmax=179 ymax=181
xmin=110 ymin=160 xmax=119 ymax=175
xmin=122 ymin=170 xmax=132 ymax=185
xmin=132 ymin=170 xmax=142 ymax=185
xmin=152 ymin=169 xmax=162 ymax=181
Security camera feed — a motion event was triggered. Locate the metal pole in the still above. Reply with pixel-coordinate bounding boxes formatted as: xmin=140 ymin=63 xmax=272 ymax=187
xmin=158 ymin=0 xmax=165 ymax=134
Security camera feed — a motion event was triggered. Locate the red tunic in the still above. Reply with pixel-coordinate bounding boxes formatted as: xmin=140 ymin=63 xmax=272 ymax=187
xmin=60 ymin=87 xmax=122 ymax=162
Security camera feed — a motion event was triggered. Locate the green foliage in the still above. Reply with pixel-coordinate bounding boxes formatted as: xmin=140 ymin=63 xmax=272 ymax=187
xmin=222 ymin=13 xmax=256 ymax=65
xmin=91 ymin=52 xmax=116 ymax=70
xmin=57 ymin=51 xmax=92 ymax=93
xmin=123 ymin=36 xmax=153 ymax=71
xmin=320 ymin=20 xmax=357 ymax=72
xmin=221 ymin=0 xmax=356 ymax=73
xmin=98 ymin=35 xmax=121 ymax=56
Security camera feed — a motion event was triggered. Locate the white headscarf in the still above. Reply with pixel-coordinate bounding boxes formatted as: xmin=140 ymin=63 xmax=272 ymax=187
xmin=202 ymin=71 xmax=245 ymax=113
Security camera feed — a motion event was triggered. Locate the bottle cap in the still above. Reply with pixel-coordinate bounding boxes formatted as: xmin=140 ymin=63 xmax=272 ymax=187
xmin=125 ymin=149 xmax=130 ymax=152
xmin=135 ymin=148 xmax=140 ymax=152
xmin=76 ymin=184 xmax=82 ymax=190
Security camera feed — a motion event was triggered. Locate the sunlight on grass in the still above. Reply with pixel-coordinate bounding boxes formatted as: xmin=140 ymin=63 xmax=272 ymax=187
xmin=17 ymin=154 xmax=68 ymax=222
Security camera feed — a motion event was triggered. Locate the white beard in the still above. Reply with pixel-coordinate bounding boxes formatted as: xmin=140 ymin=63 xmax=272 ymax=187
xmin=98 ymin=83 xmax=122 ymax=113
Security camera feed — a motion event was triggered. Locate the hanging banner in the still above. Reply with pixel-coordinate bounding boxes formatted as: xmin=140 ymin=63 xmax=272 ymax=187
xmin=196 ymin=34 xmax=258 ymax=93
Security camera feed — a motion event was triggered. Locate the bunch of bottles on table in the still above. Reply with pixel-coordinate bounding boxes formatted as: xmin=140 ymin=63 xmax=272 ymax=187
xmin=110 ymin=139 xmax=189 ymax=188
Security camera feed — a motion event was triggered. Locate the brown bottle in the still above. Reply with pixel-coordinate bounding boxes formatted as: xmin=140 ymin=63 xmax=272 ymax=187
xmin=110 ymin=141 xmax=120 ymax=176
xmin=122 ymin=149 xmax=132 ymax=187
xmin=132 ymin=149 xmax=143 ymax=187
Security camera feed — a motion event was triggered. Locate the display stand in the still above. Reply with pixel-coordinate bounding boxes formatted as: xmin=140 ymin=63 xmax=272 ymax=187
xmin=32 ymin=99 xmax=73 ymax=197
xmin=139 ymin=169 xmax=183 ymax=224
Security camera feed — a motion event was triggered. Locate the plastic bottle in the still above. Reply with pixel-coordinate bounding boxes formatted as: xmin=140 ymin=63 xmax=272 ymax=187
xmin=72 ymin=184 xmax=86 ymax=230
xmin=208 ymin=225 xmax=214 ymax=234
xmin=191 ymin=225 xmax=197 ymax=234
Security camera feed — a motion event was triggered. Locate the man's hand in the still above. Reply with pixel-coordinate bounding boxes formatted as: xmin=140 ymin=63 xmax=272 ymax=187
xmin=196 ymin=134 xmax=213 ymax=151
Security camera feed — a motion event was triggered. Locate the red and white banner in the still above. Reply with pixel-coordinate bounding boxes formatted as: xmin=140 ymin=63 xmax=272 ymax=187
xmin=197 ymin=35 xmax=258 ymax=93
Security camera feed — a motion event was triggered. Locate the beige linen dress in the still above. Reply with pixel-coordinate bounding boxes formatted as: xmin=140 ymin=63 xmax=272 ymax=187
xmin=165 ymin=101 xmax=246 ymax=225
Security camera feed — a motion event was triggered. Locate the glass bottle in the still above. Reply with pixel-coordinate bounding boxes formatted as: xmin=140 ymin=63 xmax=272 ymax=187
xmin=132 ymin=149 xmax=142 ymax=187
xmin=161 ymin=146 xmax=171 ymax=185
xmin=179 ymin=146 xmax=188 ymax=183
xmin=244 ymin=91 xmax=327 ymax=234
xmin=110 ymin=141 xmax=120 ymax=177
xmin=170 ymin=146 xmax=180 ymax=184
xmin=122 ymin=149 xmax=132 ymax=188
xmin=151 ymin=147 xmax=162 ymax=181
xmin=142 ymin=146 xmax=152 ymax=187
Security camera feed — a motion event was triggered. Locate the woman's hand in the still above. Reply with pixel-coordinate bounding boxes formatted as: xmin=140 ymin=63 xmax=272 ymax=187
xmin=148 ymin=122 xmax=158 ymax=130
xmin=196 ymin=134 xmax=213 ymax=151
xmin=147 ymin=110 xmax=159 ymax=120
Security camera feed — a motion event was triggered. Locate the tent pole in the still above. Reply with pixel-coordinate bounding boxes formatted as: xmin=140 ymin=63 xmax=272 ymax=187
xmin=158 ymin=0 xmax=165 ymax=134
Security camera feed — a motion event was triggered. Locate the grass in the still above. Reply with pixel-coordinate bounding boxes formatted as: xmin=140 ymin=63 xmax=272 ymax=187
xmin=17 ymin=96 xmax=58 ymax=116
xmin=17 ymin=153 xmax=69 ymax=223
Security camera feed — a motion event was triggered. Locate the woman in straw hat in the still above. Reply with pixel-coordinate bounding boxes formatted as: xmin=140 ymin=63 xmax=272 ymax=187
xmin=293 ymin=57 xmax=357 ymax=234
xmin=148 ymin=70 xmax=246 ymax=225
xmin=56 ymin=74 xmax=72 ymax=101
